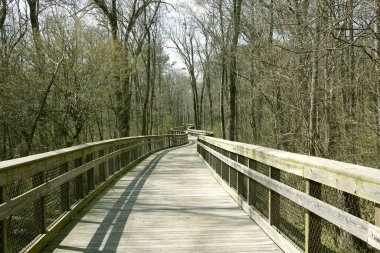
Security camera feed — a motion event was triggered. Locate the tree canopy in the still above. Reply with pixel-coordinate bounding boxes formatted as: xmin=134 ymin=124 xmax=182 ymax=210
xmin=0 ymin=0 xmax=379 ymax=173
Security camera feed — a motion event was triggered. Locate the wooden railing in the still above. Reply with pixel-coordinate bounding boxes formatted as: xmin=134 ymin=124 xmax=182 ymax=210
xmin=197 ymin=136 xmax=380 ymax=253
xmin=0 ymin=134 xmax=188 ymax=253
xmin=187 ymin=129 xmax=213 ymax=137
xmin=170 ymin=125 xmax=213 ymax=136
xmin=170 ymin=126 xmax=187 ymax=135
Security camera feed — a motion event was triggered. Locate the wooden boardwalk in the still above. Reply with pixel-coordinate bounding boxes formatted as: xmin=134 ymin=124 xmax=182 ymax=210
xmin=43 ymin=139 xmax=282 ymax=253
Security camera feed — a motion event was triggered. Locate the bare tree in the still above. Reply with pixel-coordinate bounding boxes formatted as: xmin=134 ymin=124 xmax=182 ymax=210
xmin=168 ymin=19 xmax=202 ymax=129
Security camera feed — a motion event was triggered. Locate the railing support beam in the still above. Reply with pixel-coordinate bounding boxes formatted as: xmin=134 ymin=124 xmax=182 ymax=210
xmin=305 ymin=179 xmax=322 ymax=252
xmin=268 ymin=166 xmax=280 ymax=227
xmin=375 ymin=203 xmax=380 ymax=253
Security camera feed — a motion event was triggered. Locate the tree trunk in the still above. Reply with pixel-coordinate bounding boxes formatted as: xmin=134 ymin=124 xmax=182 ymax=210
xmin=95 ymin=111 xmax=104 ymax=140
xmin=27 ymin=0 xmax=44 ymax=68
xmin=1 ymin=122 xmax=6 ymax=160
xmin=306 ymin=1 xmax=322 ymax=252
xmin=375 ymin=0 xmax=380 ymax=164
xmin=94 ymin=0 xmax=134 ymax=137
xmin=142 ymin=29 xmax=151 ymax=135
xmin=200 ymin=77 xmax=206 ymax=128
xmin=119 ymin=75 xmax=132 ymax=136
xmin=218 ymin=0 xmax=227 ymax=139
xmin=228 ymin=0 xmax=242 ymax=141
xmin=206 ymin=68 xmax=213 ymax=130
xmin=149 ymin=40 xmax=157 ymax=135
xmin=308 ymin=0 xmax=319 ymax=157
xmin=0 ymin=0 xmax=6 ymax=31
xmin=190 ymin=67 xmax=200 ymax=129
xmin=269 ymin=0 xmax=274 ymax=44
xmin=220 ymin=60 xmax=227 ymax=139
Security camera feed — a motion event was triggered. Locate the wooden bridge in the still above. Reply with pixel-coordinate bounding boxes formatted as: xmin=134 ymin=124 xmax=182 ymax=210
xmin=0 ymin=128 xmax=380 ymax=253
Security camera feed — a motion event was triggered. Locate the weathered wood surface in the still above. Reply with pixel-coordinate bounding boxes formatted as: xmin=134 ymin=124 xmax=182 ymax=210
xmin=187 ymin=129 xmax=214 ymax=136
xmin=198 ymin=136 xmax=380 ymax=205
xmin=199 ymin=141 xmax=380 ymax=251
xmin=43 ymin=138 xmax=282 ymax=253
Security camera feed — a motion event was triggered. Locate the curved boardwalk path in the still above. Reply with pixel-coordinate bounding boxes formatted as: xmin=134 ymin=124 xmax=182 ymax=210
xmin=43 ymin=138 xmax=282 ymax=253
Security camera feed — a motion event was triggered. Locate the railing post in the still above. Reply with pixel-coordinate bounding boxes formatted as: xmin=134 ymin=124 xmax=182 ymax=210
xmin=75 ymin=157 xmax=84 ymax=200
xmin=305 ymin=179 xmax=322 ymax=253
xmin=305 ymin=180 xmax=311 ymax=253
xmin=1 ymin=186 xmax=8 ymax=253
xmin=228 ymin=152 xmax=231 ymax=186
xmin=33 ymin=172 xmax=46 ymax=234
xmin=236 ymin=156 xmax=239 ymax=193
xmin=60 ymin=163 xmax=70 ymax=212
xmin=87 ymin=154 xmax=95 ymax=193
xmin=269 ymin=166 xmax=280 ymax=227
xmin=375 ymin=203 xmax=380 ymax=253
xmin=246 ymin=159 xmax=250 ymax=204
xmin=268 ymin=166 xmax=273 ymax=224
xmin=42 ymin=172 xmax=47 ymax=232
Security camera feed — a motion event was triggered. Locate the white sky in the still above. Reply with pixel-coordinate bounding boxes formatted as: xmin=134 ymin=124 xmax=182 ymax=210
xmin=162 ymin=0 xmax=195 ymax=72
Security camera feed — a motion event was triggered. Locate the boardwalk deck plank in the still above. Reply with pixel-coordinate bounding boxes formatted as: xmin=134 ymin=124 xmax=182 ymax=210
xmin=43 ymin=139 xmax=283 ymax=253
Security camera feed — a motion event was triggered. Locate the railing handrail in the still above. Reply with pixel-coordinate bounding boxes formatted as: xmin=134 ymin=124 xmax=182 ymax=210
xmin=187 ymin=129 xmax=214 ymax=136
xmin=170 ymin=125 xmax=213 ymax=136
xmin=198 ymin=135 xmax=380 ymax=203
xmin=0 ymin=133 xmax=188 ymax=253
xmin=170 ymin=126 xmax=187 ymax=134
xmin=197 ymin=135 xmax=380 ymax=253
xmin=0 ymin=135 xmax=177 ymax=171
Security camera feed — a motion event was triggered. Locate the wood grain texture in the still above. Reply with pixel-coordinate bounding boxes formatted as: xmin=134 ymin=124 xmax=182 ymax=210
xmin=203 ymin=159 xmax=300 ymax=253
xmin=187 ymin=129 xmax=214 ymax=136
xmin=42 ymin=139 xmax=282 ymax=253
xmin=198 ymin=142 xmax=380 ymax=251
xmin=0 ymin=134 xmax=187 ymax=186
xmin=0 ymin=138 xmax=182 ymax=221
xmin=198 ymin=136 xmax=380 ymax=204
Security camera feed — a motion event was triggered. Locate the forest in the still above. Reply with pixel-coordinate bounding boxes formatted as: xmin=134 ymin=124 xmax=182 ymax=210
xmin=0 ymin=0 xmax=379 ymax=171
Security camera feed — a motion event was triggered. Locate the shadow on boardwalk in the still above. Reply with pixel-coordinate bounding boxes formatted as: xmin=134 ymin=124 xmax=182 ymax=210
xmin=44 ymin=138 xmax=282 ymax=253
xmin=46 ymin=142 xmax=194 ymax=252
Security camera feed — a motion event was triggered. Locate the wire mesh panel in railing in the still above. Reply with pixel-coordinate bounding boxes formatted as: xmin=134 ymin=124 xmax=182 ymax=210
xmin=197 ymin=136 xmax=380 ymax=253
xmin=0 ymin=134 xmax=188 ymax=253
xmin=8 ymin=198 xmax=45 ymax=252
xmin=307 ymin=184 xmax=375 ymax=253
xmin=229 ymin=153 xmax=238 ymax=191
xmin=272 ymin=168 xmax=306 ymax=251
xmin=248 ymin=160 xmax=270 ymax=219
xmin=237 ymin=155 xmax=248 ymax=201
